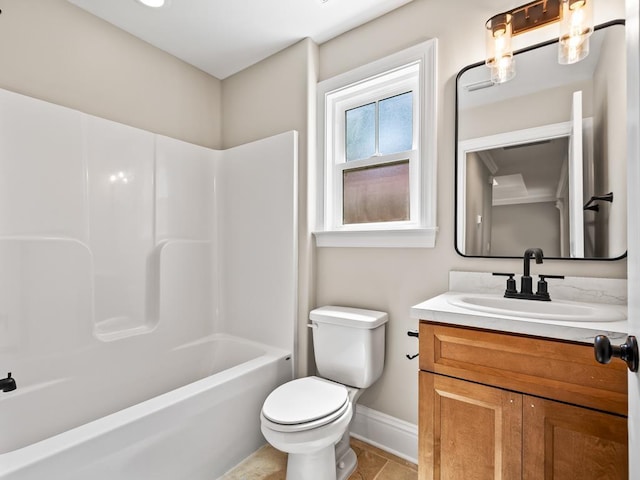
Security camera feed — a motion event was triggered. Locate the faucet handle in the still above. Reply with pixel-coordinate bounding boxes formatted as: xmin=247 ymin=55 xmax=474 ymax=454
xmin=493 ymin=272 xmax=517 ymax=295
xmin=539 ymin=274 xmax=565 ymax=280
xmin=536 ymin=275 xmax=564 ymax=300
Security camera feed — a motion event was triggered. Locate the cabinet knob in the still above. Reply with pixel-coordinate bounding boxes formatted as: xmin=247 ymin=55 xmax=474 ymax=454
xmin=594 ymin=335 xmax=639 ymax=372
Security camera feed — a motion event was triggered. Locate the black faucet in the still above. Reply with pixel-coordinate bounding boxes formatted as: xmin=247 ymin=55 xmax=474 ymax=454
xmin=520 ymin=247 xmax=544 ymax=295
xmin=0 ymin=372 xmax=16 ymax=392
xmin=493 ymin=248 xmax=564 ymax=301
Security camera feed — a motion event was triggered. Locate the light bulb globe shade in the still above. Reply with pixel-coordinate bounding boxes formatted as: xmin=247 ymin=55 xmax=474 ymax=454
xmin=558 ymin=0 xmax=593 ymax=64
xmin=486 ymin=13 xmax=515 ymax=83
xmin=491 ymin=56 xmax=516 ymax=84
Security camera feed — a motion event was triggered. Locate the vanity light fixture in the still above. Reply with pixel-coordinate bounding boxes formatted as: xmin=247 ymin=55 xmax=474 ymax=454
xmin=485 ymin=0 xmax=594 ymax=82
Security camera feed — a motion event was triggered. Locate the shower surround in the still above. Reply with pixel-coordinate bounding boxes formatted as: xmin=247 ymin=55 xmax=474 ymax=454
xmin=0 ymin=88 xmax=297 ymax=479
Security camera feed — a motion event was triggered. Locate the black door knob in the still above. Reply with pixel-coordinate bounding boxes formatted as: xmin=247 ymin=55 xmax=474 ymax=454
xmin=594 ymin=335 xmax=639 ymax=372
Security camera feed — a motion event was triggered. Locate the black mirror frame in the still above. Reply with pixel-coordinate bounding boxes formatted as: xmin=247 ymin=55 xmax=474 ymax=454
xmin=454 ymin=19 xmax=628 ymax=261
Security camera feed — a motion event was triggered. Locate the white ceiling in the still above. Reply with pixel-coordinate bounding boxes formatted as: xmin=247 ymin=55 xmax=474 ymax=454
xmin=67 ymin=0 xmax=415 ymax=79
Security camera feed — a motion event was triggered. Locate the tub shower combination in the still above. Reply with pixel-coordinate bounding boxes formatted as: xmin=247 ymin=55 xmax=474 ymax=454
xmin=0 ymin=89 xmax=298 ymax=479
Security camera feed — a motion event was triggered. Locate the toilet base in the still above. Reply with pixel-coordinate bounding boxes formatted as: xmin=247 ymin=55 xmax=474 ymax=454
xmin=336 ymin=447 xmax=357 ymax=480
xmin=284 ymin=442 xmax=357 ymax=480
xmin=286 ymin=445 xmax=337 ymax=480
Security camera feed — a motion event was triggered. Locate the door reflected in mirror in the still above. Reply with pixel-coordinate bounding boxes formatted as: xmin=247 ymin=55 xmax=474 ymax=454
xmin=456 ymin=21 xmax=626 ymax=260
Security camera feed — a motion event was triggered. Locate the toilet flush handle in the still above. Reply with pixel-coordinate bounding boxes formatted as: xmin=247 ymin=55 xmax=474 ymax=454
xmin=307 ymin=323 xmax=318 ymax=330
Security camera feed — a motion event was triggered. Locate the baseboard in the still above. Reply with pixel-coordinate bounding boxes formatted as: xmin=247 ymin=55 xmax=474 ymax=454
xmin=349 ymin=404 xmax=418 ymax=465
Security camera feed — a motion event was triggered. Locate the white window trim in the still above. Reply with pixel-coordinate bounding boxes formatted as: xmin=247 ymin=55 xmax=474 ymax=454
xmin=314 ymin=39 xmax=438 ymax=248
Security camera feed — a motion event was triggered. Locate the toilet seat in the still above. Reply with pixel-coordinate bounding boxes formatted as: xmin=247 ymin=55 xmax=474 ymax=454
xmin=261 ymin=377 xmax=350 ymax=433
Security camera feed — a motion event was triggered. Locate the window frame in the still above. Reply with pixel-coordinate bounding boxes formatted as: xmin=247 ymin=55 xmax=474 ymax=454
xmin=314 ymin=39 xmax=438 ymax=248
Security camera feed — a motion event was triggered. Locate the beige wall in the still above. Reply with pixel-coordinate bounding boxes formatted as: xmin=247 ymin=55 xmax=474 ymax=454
xmin=593 ymin=25 xmax=627 ymax=257
xmin=0 ymin=0 xmax=221 ymax=148
xmin=315 ymin=0 xmax=626 ymax=425
xmin=459 ymin=80 xmax=594 ymax=141
xmin=492 ymin=202 xmax=562 ymax=256
xmin=464 ymin=152 xmax=493 ymax=256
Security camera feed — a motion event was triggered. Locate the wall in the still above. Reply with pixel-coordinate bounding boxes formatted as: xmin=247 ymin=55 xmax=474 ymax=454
xmin=221 ymin=38 xmax=320 ymax=376
xmin=464 ymin=152 xmax=492 ymax=256
xmin=593 ymin=25 xmax=627 ymax=257
xmin=315 ymin=0 xmax=627 ymax=425
xmin=217 ymin=132 xmax=298 ymax=355
xmin=459 ymin=80 xmax=593 ymax=140
xmin=0 ymin=0 xmax=221 ymax=148
xmin=491 ymin=202 xmax=561 ymax=256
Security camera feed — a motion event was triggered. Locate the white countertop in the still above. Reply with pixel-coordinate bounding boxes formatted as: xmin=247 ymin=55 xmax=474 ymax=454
xmin=411 ymin=291 xmax=629 ymax=344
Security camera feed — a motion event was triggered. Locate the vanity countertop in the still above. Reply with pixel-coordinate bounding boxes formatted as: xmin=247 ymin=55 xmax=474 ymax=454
xmin=411 ymin=292 xmax=628 ymax=344
xmin=411 ymin=272 xmax=629 ymax=344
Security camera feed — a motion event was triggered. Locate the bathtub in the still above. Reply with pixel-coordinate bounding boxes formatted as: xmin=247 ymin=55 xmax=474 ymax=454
xmin=0 ymin=334 xmax=292 ymax=480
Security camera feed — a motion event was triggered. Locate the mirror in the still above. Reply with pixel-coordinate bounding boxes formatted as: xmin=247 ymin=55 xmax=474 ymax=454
xmin=456 ymin=21 xmax=627 ymax=259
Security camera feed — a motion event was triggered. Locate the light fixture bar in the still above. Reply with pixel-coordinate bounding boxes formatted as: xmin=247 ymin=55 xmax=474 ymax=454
xmin=510 ymin=0 xmax=562 ymax=36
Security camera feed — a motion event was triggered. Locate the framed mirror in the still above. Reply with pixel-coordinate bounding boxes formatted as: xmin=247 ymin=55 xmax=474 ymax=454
xmin=455 ymin=20 xmax=626 ymax=260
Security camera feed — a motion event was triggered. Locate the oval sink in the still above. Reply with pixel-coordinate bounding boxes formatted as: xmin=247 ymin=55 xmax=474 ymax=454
xmin=447 ymin=293 xmax=627 ymax=322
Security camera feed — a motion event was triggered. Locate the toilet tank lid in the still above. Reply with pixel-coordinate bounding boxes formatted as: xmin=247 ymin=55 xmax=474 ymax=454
xmin=309 ymin=306 xmax=388 ymax=329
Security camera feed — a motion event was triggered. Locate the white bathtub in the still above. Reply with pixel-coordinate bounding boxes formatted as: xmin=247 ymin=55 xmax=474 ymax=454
xmin=0 ymin=334 xmax=292 ymax=479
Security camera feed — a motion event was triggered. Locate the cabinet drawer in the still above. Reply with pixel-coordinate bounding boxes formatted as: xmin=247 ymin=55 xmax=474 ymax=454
xmin=419 ymin=322 xmax=627 ymax=415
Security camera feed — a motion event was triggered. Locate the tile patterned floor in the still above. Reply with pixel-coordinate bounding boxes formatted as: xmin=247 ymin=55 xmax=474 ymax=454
xmin=220 ymin=438 xmax=417 ymax=480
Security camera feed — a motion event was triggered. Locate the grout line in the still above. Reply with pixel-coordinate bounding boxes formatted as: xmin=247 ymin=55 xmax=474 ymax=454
xmin=371 ymin=460 xmax=387 ymax=480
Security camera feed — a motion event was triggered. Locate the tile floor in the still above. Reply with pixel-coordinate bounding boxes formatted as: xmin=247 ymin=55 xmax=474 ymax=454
xmin=220 ymin=438 xmax=417 ymax=480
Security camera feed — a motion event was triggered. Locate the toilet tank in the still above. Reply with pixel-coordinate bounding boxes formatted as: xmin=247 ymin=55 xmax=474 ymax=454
xmin=309 ymin=306 xmax=388 ymax=388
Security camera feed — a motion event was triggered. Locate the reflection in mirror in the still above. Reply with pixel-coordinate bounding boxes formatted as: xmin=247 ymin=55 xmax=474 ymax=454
xmin=456 ymin=21 xmax=627 ymax=259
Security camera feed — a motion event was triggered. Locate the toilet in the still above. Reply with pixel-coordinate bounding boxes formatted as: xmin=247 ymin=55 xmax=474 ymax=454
xmin=260 ymin=306 xmax=388 ymax=480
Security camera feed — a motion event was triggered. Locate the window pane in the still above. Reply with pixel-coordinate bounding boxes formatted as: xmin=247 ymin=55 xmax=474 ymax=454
xmin=343 ymin=160 xmax=410 ymax=224
xmin=379 ymin=92 xmax=413 ymax=155
xmin=345 ymin=102 xmax=376 ymax=161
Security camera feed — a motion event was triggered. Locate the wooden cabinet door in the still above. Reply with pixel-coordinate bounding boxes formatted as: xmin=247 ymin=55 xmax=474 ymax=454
xmin=419 ymin=372 xmax=522 ymax=480
xmin=523 ymin=395 xmax=628 ymax=480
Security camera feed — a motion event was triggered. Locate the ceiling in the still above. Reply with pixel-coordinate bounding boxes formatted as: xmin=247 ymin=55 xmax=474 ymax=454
xmin=489 ymin=137 xmax=568 ymax=206
xmin=67 ymin=0 xmax=415 ymax=79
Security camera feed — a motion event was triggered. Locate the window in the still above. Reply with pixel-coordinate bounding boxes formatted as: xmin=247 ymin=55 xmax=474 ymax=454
xmin=315 ymin=39 xmax=438 ymax=248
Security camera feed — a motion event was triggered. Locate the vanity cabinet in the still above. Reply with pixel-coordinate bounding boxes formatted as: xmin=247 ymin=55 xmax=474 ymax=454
xmin=418 ymin=322 xmax=628 ymax=480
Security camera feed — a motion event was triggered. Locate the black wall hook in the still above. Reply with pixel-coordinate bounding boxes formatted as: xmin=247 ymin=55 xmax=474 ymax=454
xmin=583 ymin=192 xmax=613 ymax=211
xmin=407 ymin=330 xmax=419 ymax=359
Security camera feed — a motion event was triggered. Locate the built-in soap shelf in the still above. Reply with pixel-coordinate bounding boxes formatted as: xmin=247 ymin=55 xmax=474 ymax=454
xmin=93 ymin=239 xmax=213 ymax=341
xmin=94 ymin=316 xmax=154 ymax=342
xmin=0 ymin=236 xmax=212 ymax=346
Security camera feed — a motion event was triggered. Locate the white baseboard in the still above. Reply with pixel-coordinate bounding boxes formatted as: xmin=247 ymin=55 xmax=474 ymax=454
xmin=349 ymin=404 xmax=418 ymax=465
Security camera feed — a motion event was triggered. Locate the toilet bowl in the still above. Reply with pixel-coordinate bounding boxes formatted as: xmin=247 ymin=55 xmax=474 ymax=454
xmin=260 ymin=306 xmax=388 ymax=480
xmin=261 ymin=377 xmax=354 ymax=480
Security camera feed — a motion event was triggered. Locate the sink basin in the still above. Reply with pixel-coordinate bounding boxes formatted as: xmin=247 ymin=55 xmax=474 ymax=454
xmin=447 ymin=293 xmax=627 ymax=322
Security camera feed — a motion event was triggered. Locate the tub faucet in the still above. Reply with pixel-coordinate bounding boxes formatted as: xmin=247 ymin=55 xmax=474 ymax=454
xmin=0 ymin=372 xmax=16 ymax=392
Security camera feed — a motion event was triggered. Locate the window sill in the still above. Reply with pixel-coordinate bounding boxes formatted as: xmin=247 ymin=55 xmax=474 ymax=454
xmin=313 ymin=227 xmax=438 ymax=248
